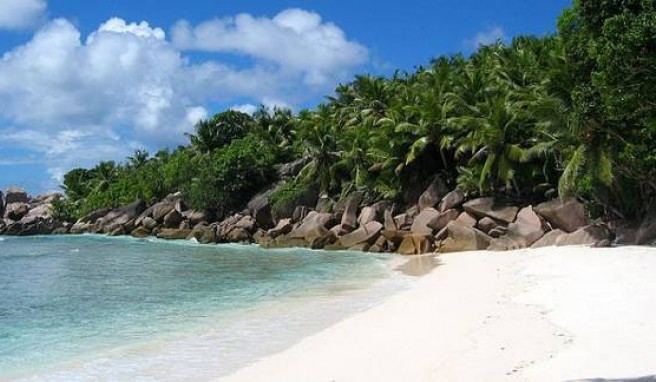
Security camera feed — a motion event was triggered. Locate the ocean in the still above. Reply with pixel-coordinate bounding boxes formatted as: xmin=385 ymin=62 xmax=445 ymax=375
xmin=0 ymin=235 xmax=408 ymax=381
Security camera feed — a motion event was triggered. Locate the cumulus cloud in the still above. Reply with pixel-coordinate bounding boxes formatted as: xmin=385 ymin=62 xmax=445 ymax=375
xmin=0 ymin=0 xmax=47 ymax=30
xmin=465 ymin=26 xmax=507 ymax=49
xmin=171 ymin=8 xmax=368 ymax=86
xmin=0 ymin=10 xmax=368 ymax=188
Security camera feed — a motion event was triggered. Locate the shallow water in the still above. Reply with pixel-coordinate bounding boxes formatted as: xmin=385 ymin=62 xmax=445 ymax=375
xmin=0 ymin=235 xmax=408 ymax=381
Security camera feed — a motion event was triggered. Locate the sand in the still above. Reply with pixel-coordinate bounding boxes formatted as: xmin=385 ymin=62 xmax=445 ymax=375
xmin=220 ymin=246 xmax=656 ymax=382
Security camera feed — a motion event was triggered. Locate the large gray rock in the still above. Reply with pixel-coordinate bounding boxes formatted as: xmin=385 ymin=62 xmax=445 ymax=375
xmin=248 ymin=190 xmax=275 ymax=230
xmin=557 ymin=224 xmax=612 ymax=246
xmin=340 ymin=192 xmax=364 ymax=231
xmin=427 ymin=209 xmax=460 ymax=232
xmin=182 ymin=210 xmax=207 ymax=226
xmin=531 ymin=229 xmax=566 ymax=248
xmin=339 ymin=221 xmax=383 ymax=248
xmin=96 ymin=199 xmax=146 ymax=233
xmin=163 ymin=209 xmax=183 ymax=228
xmin=5 ymin=203 xmax=29 ymax=221
xmin=152 ymin=201 xmax=176 ymax=223
xmin=157 ymin=228 xmax=192 ymax=240
xmin=455 ymin=212 xmax=478 ymax=228
xmin=289 ymin=212 xmax=337 ymax=240
xmin=397 ymin=234 xmax=434 ymax=255
xmin=489 ymin=206 xmax=545 ymax=251
xmin=0 ymin=191 xmax=4 ymax=217
xmin=438 ymin=190 xmax=465 ymax=212
xmin=418 ymin=177 xmax=449 ymax=211
xmin=410 ymin=208 xmax=440 ymax=235
xmin=463 ymin=197 xmax=519 ymax=224
xmin=440 ymin=221 xmax=492 ymax=253
xmin=636 ymin=211 xmax=656 ymax=245
xmin=535 ymin=198 xmax=586 ymax=233
xmin=268 ymin=218 xmax=293 ymax=238
xmin=5 ymin=187 xmax=28 ymax=204
xmin=384 ymin=208 xmax=397 ymax=231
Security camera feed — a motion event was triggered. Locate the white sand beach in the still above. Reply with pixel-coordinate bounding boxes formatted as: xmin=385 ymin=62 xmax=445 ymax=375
xmin=220 ymin=246 xmax=656 ymax=382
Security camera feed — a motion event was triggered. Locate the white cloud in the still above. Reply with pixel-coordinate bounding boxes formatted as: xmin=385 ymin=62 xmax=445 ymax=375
xmin=465 ymin=26 xmax=507 ymax=49
xmin=230 ymin=104 xmax=258 ymax=115
xmin=0 ymin=0 xmax=46 ymax=30
xmin=171 ymin=8 xmax=368 ymax=86
xmin=0 ymin=11 xmax=368 ymax=187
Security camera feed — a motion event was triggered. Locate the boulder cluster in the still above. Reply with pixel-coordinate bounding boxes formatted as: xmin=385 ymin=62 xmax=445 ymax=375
xmin=0 ymin=181 xmax=640 ymax=253
xmin=0 ymin=187 xmax=65 ymax=236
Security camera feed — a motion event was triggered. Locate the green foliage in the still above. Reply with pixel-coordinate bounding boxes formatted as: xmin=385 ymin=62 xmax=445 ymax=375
xmin=49 ymin=195 xmax=75 ymax=223
xmin=59 ymin=2 xmax=656 ymax=220
xmin=269 ymin=177 xmax=316 ymax=218
xmin=186 ymin=134 xmax=279 ymax=218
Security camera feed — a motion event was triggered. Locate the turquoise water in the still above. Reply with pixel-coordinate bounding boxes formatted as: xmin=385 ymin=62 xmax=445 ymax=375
xmin=0 ymin=235 xmax=403 ymax=381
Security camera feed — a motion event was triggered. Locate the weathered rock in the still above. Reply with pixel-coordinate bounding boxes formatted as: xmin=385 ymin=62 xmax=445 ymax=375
xmin=339 ymin=221 xmax=383 ymax=248
xmin=315 ymin=195 xmax=334 ymax=213
xmin=152 ymin=202 xmax=175 ymax=223
xmin=455 ymin=212 xmax=477 ymax=228
xmin=477 ymin=217 xmax=501 ymax=234
xmin=508 ymin=206 xmax=545 ymax=246
xmin=533 ymin=228 xmax=560 ymax=247
xmin=410 ymin=208 xmax=440 ymax=235
xmin=142 ymin=217 xmax=157 ymax=230
xmin=272 ymin=181 xmax=320 ymax=219
xmin=438 ymin=190 xmax=465 ymax=213
xmin=6 ymin=203 xmax=29 ymax=221
xmin=79 ymin=208 xmax=111 ymax=224
xmin=393 ymin=213 xmax=412 ymax=230
xmin=418 ymin=177 xmax=449 ymax=211
xmin=198 ymin=224 xmax=219 ymax=244
xmin=70 ymin=221 xmax=91 ymax=234
xmin=463 ymin=198 xmax=519 ymax=224
xmin=488 ymin=226 xmax=508 ymax=238
xmin=182 ymin=210 xmax=207 ymax=226
xmin=636 ymin=211 xmax=656 ymax=245
xmin=4 ymin=187 xmax=28 ymax=204
xmin=292 ymin=206 xmax=309 ymax=223
xmin=311 ymin=231 xmax=338 ymax=249
xmin=157 ymin=229 xmax=192 ymax=240
xmin=384 ymin=208 xmax=397 ymax=231
xmin=278 ymin=157 xmax=311 ymax=178
xmin=397 ymin=234 xmax=434 ymax=255
xmin=234 ymin=215 xmax=257 ymax=233
xmin=427 ymin=209 xmax=460 ymax=232
xmin=535 ymin=198 xmax=586 ymax=233
xmin=97 ymin=200 xmax=146 ymax=233
xmin=227 ymin=228 xmax=252 ymax=242
xmin=340 ymin=192 xmax=364 ymax=231
xmin=381 ymin=229 xmax=410 ymax=245
xmin=0 ymin=191 xmax=4 ymax=217
xmin=357 ymin=206 xmax=377 ymax=226
xmin=268 ymin=218 xmax=293 ymax=238
xmin=440 ymin=221 xmax=492 ymax=253
xmin=109 ymin=226 xmax=126 ymax=237
xmin=131 ymin=226 xmax=151 ymax=238
xmin=163 ymin=209 xmax=183 ymax=228
xmin=248 ymin=190 xmax=275 ymax=230
xmin=289 ymin=212 xmax=337 ymax=240
xmin=23 ymin=203 xmax=51 ymax=221
xmin=557 ymin=224 xmax=612 ymax=246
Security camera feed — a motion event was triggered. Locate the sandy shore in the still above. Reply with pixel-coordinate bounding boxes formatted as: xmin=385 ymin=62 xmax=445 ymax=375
xmin=220 ymin=246 xmax=656 ymax=381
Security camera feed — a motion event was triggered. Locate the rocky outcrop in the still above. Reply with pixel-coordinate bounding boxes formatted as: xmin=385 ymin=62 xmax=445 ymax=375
xmin=339 ymin=221 xmax=383 ymax=248
xmin=440 ymin=221 xmax=492 ymax=253
xmin=535 ymin=199 xmax=586 ymax=233
xmin=5 ymin=187 xmax=28 ymax=205
xmin=463 ymin=198 xmax=519 ymax=224
xmin=340 ymin=192 xmax=364 ymax=231
xmin=289 ymin=212 xmax=337 ymax=241
xmin=438 ymin=190 xmax=465 ymax=212
xmin=418 ymin=177 xmax=448 ymax=211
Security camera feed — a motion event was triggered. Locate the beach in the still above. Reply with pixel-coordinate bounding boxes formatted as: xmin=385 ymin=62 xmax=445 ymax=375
xmin=221 ymin=246 xmax=656 ymax=382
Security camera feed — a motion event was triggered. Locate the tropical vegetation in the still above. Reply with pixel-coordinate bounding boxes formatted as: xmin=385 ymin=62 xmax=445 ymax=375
xmin=58 ymin=0 xmax=656 ymax=223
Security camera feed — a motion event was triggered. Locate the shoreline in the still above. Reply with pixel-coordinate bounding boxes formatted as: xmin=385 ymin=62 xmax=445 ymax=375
xmin=219 ymin=246 xmax=656 ymax=382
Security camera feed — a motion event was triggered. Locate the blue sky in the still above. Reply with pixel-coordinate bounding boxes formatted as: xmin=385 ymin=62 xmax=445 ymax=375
xmin=0 ymin=0 xmax=571 ymax=194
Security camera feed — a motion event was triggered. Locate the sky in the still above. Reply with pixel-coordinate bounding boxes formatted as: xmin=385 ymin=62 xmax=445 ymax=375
xmin=0 ymin=0 xmax=571 ymax=194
